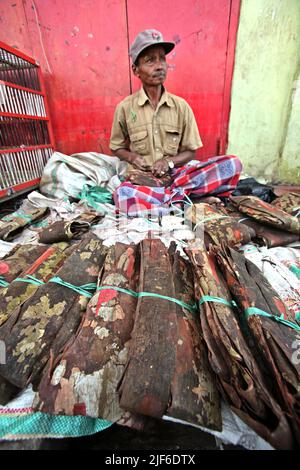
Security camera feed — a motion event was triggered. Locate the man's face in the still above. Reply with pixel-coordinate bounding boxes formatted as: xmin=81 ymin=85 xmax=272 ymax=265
xmin=132 ymin=45 xmax=167 ymax=86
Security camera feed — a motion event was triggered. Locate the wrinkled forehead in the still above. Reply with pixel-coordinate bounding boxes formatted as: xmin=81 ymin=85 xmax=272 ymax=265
xmin=138 ymin=44 xmax=166 ymax=60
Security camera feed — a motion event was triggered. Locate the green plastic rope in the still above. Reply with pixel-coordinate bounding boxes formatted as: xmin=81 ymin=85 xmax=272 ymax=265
xmin=8 ymin=275 xmax=98 ymax=298
xmin=97 ymin=285 xmax=198 ymax=313
xmin=49 ymin=276 xmax=97 ymax=298
xmin=245 ymin=306 xmax=300 ymax=332
xmin=0 ymin=276 xmax=9 ymax=288
xmin=199 ymin=295 xmax=235 ymax=308
xmin=14 ymin=275 xmax=45 ymax=286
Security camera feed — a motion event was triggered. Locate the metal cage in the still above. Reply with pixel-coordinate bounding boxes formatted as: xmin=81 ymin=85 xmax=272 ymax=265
xmin=0 ymin=41 xmax=55 ymax=201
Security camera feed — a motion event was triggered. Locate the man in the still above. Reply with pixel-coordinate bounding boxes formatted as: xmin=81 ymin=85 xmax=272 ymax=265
xmin=110 ymin=29 xmax=202 ymax=179
xmin=110 ymin=29 xmax=242 ymax=214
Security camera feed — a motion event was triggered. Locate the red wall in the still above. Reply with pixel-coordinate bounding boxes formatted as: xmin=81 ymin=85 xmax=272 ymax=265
xmin=0 ymin=0 xmax=240 ymax=158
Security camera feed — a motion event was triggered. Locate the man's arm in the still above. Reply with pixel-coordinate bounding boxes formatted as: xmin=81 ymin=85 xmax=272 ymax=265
xmin=114 ymin=148 xmax=151 ymax=171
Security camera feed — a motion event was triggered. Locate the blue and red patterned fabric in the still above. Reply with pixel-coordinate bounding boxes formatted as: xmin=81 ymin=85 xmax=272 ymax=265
xmin=114 ymin=155 xmax=242 ymax=216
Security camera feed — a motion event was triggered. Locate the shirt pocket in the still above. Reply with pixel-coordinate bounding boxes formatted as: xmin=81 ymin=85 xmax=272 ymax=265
xmin=164 ymin=127 xmax=181 ymax=155
xmin=130 ymin=129 xmax=149 ymax=155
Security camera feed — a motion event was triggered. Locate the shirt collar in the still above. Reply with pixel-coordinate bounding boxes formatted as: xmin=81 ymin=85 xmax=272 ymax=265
xmin=137 ymin=87 xmax=174 ymax=107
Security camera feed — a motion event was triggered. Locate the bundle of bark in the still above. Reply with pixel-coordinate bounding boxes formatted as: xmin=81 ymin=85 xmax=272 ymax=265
xmin=230 ymin=195 xmax=300 ymax=234
xmin=186 ymin=243 xmax=294 ymax=449
xmin=271 ymin=192 xmax=300 ymax=217
xmin=0 ymin=244 xmax=48 ymax=287
xmin=0 ymin=242 xmax=73 ymax=328
xmin=35 ymin=242 xmax=139 ymax=422
xmin=34 ymin=239 xmax=221 ymax=432
xmin=37 ymin=211 xmax=102 ymax=244
xmin=185 ymin=202 xmax=255 ymax=248
xmin=0 ymin=235 xmax=107 ymax=390
xmin=0 ymin=206 xmax=48 ymax=241
xmin=217 ymin=200 xmax=299 ymax=248
xmin=118 ymin=239 xmax=221 ymax=430
xmin=213 ymin=244 xmax=300 ymax=448
xmin=0 ymin=242 xmax=73 ymax=404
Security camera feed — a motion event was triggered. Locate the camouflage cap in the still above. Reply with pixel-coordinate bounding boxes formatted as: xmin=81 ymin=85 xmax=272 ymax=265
xmin=129 ymin=29 xmax=175 ymax=64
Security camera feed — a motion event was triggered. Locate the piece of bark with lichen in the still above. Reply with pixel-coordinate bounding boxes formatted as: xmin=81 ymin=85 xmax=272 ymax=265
xmin=0 ymin=235 xmax=107 ymax=389
xmin=186 ymin=243 xmax=294 ymax=450
xmin=35 ymin=243 xmax=139 ymax=421
xmin=0 ymin=242 xmax=74 ymax=328
xmin=0 ymin=207 xmax=48 ymax=241
xmin=118 ymin=239 xmax=177 ymax=418
xmin=166 ymin=244 xmax=221 ymax=430
xmin=0 ymin=244 xmax=48 ymax=285
xmin=214 ymin=244 xmax=300 ymax=448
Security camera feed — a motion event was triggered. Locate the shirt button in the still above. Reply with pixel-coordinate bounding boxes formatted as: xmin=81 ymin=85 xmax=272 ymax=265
xmin=155 ymin=130 xmax=158 ymax=134
xmin=156 ymin=148 xmax=160 ymax=152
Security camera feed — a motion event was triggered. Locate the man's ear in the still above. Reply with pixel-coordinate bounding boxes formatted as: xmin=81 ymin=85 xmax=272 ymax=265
xmin=132 ymin=63 xmax=140 ymax=78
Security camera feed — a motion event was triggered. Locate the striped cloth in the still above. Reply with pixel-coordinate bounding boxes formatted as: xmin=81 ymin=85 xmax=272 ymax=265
xmin=0 ymin=407 xmax=112 ymax=440
xmin=114 ymin=155 xmax=242 ymax=216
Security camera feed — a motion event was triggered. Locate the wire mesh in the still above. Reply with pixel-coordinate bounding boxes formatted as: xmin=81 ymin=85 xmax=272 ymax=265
xmin=0 ymin=117 xmax=50 ymax=148
xmin=0 ymin=147 xmax=52 ymax=190
xmin=0 ymin=44 xmax=54 ymax=198
xmin=0 ymin=83 xmax=46 ymax=116
xmin=0 ymin=47 xmax=40 ymax=91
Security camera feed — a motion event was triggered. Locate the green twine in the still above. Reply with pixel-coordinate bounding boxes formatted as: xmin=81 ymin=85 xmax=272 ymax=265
xmin=0 ymin=276 xmax=9 ymax=288
xmin=199 ymin=296 xmax=300 ymax=330
xmin=5 ymin=274 xmax=98 ymax=299
xmin=245 ymin=307 xmax=300 ymax=332
xmin=169 ymin=193 xmax=193 ymax=215
xmin=199 ymin=295 xmax=236 ymax=308
xmin=14 ymin=275 xmax=45 ymax=286
xmin=97 ymin=285 xmax=198 ymax=313
xmin=49 ymin=276 xmax=97 ymax=298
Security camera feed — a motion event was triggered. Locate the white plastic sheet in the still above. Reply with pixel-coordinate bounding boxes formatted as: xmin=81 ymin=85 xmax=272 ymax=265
xmin=39 ymin=151 xmax=127 ymax=199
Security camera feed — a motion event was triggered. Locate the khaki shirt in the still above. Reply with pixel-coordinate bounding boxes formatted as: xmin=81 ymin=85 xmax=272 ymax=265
xmin=109 ymin=87 xmax=202 ymax=168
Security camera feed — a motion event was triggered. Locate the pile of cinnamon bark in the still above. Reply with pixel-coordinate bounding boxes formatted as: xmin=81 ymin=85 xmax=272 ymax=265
xmin=0 ymin=192 xmax=299 ymax=449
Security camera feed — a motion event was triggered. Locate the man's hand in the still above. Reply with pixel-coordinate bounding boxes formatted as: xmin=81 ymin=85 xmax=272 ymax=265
xmin=129 ymin=153 xmax=151 ymax=171
xmin=152 ymin=158 xmax=169 ymax=178
xmin=114 ymin=149 xmax=151 ymax=171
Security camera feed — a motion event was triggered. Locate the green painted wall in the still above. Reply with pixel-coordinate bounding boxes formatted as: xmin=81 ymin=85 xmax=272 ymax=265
xmin=278 ymin=69 xmax=300 ymax=182
xmin=227 ymin=0 xmax=300 ymax=183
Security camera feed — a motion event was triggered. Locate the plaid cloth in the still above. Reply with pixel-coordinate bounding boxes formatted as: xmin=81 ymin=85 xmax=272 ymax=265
xmin=114 ymin=155 xmax=242 ymax=216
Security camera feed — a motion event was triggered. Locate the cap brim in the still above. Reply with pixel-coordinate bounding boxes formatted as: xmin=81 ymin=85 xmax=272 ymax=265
xmin=160 ymin=42 xmax=175 ymax=55
xmin=133 ymin=41 xmax=175 ymax=62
